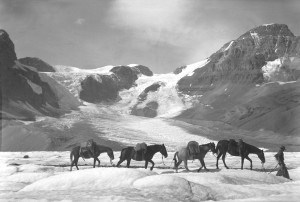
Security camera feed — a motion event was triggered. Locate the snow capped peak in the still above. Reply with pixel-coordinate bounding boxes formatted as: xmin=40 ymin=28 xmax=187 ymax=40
xmin=127 ymin=64 xmax=139 ymax=67
xmin=54 ymin=65 xmax=114 ymax=74
xmin=263 ymin=23 xmax=275 ymax=26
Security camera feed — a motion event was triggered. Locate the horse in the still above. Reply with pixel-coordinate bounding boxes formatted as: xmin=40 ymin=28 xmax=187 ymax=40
xmin=215 ymin=139 xmax=265 ymax=170
xmin=116 ymin=144 xmax=168 ymax=170
xmin=173 ymin=142 xmax=216 ymax=172
xmin=70 ymin=143 xmax=114 ymax=171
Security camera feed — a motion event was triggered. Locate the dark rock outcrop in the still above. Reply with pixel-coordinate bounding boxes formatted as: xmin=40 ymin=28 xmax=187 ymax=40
xmin=78 ymin=64 xmax=153 ymax=103
xmin=79 ymin=74 xmax=119 ymax=103
xmin=131 ymin=82 xmax=165 ymax=118
xmin=132 ymin=65 xmax=153 ymax=76
xmin=1 ymin=30 xmax=79 ymax=120
xmin=131 ymin=101 xmax=159 ymax=118
xmin=173 ymin=65 xmax=186 ymax=74
xmin=0 ymin=29 xmax=16 ymax=69
xmin=110 ymin=66 xmax=138 ymax=90
xmin=18 ymin=57 xmax=55 ymax=72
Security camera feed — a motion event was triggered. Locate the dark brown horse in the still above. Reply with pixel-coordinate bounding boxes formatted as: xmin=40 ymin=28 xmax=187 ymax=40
xmin=116 ymin=144 xmax=168 ymax=170
xmin=70 ymin=143 xmax=114 ymax=171
xmin=215 ymin=139 xmax=265 ymax=170
xmin=173 ymin=142 xmax=216 ymax=172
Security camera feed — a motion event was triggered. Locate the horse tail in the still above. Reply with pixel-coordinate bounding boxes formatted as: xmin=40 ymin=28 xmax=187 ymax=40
xmin=119 ymin=148 xmax=127 ymax=159
xmin=70 ymin=150 xmax=73 ymax=162
xmin=215 ymin=143 xmax=221 ymax=156
xmin=173 ymin=152 xmax=178 ymax=166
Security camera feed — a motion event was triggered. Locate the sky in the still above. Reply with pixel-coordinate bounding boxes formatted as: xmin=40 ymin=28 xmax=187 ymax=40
xmin=0 ymin=0 xmax=300 ymax=73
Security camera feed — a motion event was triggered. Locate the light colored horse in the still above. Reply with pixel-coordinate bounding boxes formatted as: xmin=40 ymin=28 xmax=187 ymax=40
xmin=173 ymin=142 xmax=215 ymax=172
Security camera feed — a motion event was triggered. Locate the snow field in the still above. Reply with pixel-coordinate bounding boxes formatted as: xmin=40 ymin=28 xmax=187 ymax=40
xmin=0 ymin=151 xmax=299 ymax=201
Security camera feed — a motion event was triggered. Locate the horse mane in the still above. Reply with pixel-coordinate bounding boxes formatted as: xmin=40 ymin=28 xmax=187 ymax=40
xmin=244 ymin=143 xmax=262 ymax=153
xmin=199 ymin=143 xmax=211 ymax=147
xmin=147 ymin=144 xmax=162 ymax=149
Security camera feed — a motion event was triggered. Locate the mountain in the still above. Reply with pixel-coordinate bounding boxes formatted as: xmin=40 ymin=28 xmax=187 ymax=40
xmin=0 ymin=29 xmax=80 ymax=121
xmin=175 ymin=24 xmax=300 ymax=136
xmin=47 ymin=64 xmax=153 ymax=103
xmin=18 ymin=57 xmax=56 ymax=72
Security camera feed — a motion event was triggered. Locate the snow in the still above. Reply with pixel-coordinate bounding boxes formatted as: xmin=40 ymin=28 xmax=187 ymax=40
xmin=0 ymin=151 xmax=299 ymax=201
xmin=115 ymin=59 xmax=209 ymax=117
xmin=263 ymin=23 xmax=275 ymax=26
xmin=224 ymin=41 xmax=234 ymax=51
xmin=54 ymin=65 xmax=114 ymax=74
xmin=39 ymin=73 xmax=80 ymax=110
xmin=26 ymin=79 xmax=42 ymax=95
xmin=127 ymin=64 xmax=139 ymax=67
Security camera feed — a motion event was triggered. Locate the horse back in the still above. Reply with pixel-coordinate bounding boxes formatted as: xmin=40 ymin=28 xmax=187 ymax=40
xmin=227 ymin=140 xmax=240 ymax=156
xmin=177 ymin=147 xmax=193 ymax=161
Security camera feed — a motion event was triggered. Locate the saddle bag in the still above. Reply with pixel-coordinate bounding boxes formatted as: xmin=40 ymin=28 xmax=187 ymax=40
xmin=187 ymin=141 xmax=200 ymax=157
xmin=80 ymin=139 xmax=95 ymax=158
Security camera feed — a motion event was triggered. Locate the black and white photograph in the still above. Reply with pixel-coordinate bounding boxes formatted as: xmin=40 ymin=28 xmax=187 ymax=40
xmin=1 ymin=0 xmax=299 ymax=201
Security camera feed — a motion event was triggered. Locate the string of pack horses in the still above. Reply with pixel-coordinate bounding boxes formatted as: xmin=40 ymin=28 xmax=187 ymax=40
xmin=70 ymin=139 xmax=290 ymax=179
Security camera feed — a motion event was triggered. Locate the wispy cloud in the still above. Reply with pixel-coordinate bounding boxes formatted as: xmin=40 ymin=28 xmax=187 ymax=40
xmin=75 ymin=18 xmax=85 ymax=25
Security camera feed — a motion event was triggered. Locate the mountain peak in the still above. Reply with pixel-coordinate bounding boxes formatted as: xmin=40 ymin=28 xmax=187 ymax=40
xmin=238 ymin=23 xmax=295 ymax=40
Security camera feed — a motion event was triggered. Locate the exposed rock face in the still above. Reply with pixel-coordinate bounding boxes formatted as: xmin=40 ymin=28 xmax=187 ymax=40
xmin=18 ymin=57 xmax=55 ymax=72
xmin=173 ymin=65 xmax=186 ymax=74
xmin=177 ymin=24 xmax=300 ymax=95
xmin=132 ymin=65 xmax=153 ymax=76
xmin=79 ymin=74 xmax=119 ymax=103
xmin=131 ymin=101 xmax=159 ymax=118
xmin=110 ymin=66 xmax=138 ymax=90
xmin=131 ymin=82 xmax=164 ymax=118
xmin=176 ymin=24 xmax=300 ymax=136
xmin=0 ymin=30 xmax=16 ymax=70
xmin=1 ymin=30 xmax=79 ymax=120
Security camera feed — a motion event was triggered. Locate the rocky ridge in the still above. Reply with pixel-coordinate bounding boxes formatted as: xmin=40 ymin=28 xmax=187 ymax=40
xmin=176 ymin=24 xmax=300 ymax=136
xmin=0 ymin=30 xmax=79 ymax=120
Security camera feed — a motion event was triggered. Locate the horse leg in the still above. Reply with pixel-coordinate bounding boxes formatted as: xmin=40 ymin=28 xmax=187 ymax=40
xmin=149 ymin=159 xmax=155 ymax=171
xmin=200 ymin=158 xmax=208 ymax=171
xmin=222 ymin=154 xmax=229 ymax=169
xmin=96 ymin=157 xmax=101 ymax=167
xmin=175 ymin=160 xmax=183 ymax=173
xmin=184 ymin=160 xmax=190 ymax=172
xmin=74 ymin=155 xmax=79 ymax=170
xmin=126 ymin=158 xmax=131 ymax=168
xmin=93 ymin=158 xmax=97 ymax=168
xmin=116 ymin=157 xmax=125 ymax=167
xmin=70 ymin=159 xmax=75 ymax=171
xmin=241 ymin=157 xmax=245 ymax=170
xmin=245 ymin=156 xmax=252 ymax=170
xmin=216 ymin=152 xmax=222 ymax=169
xmin=197 ymin=159 xmax=203 ymax=172
xmin=145 ymin=161 xmax=149 ymax=169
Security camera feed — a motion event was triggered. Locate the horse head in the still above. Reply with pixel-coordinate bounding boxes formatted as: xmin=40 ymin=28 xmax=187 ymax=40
xmin=160 ymin=144 xmax=168 ymax=158
xmin=107 ymin=148 xmax=114 ymax=160
xmin=258 ymin=149 xmax=265 ymax=164
xmin=209 ymin=142 xmax=217 ymax=153
xmin=107 ymin=147 xmax=114 ymax=166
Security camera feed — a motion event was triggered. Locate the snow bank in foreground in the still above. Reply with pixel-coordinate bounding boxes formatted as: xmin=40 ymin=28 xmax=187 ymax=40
xmin=1 ymin=151 xmax=300 ymax=201
xmin=21 ymin=168 xmax=156 ymax=191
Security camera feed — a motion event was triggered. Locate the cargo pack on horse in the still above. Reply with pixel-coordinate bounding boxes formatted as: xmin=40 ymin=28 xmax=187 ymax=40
xmin=215 ymin=139 xmax=265 ymax=170
xmin=116 ymin=143 xmax=168 ymax=170
xmin=70 ymin=139 xmax=114 ymax=171
xmin=173 ymin=142 xmax=216 ymax=172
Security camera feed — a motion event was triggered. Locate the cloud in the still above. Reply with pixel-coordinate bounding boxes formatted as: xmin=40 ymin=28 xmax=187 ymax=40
xmin=75 ymin=18 xmax=85 ymax=25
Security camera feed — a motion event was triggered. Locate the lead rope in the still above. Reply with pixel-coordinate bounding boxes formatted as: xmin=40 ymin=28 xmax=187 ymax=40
xmin=268 ymin=164 xmax=279 ymax=174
